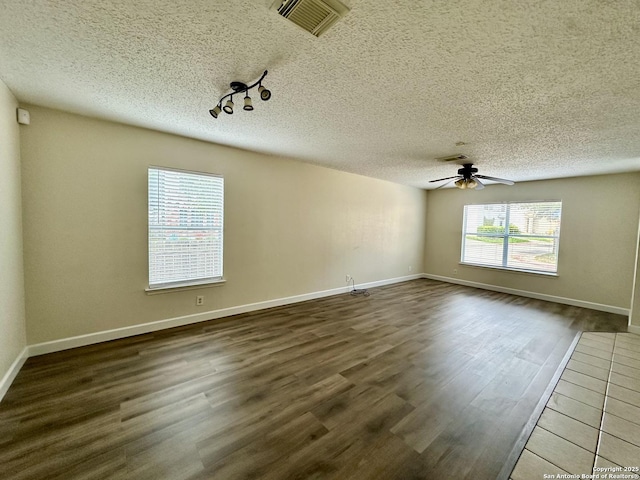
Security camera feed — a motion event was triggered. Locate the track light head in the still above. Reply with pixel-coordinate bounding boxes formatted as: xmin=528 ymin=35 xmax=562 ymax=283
xmin=259 ymin=85 xmax=271 ymax=101
xmin=243 ymin=94 xmax=253 ymax=111
xmin=223 ymin=98 xmax=234 ymax=114
xmin=209 ymin=105 xmax=221 ymax=119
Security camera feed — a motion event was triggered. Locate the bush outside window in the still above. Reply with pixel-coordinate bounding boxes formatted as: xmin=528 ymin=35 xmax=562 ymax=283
xmin=461 ymin=201 xmax=562 ymax=274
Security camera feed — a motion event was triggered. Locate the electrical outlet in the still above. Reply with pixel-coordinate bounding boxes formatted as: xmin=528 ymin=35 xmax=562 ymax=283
xmin=345 ymin=275 xmax=351 ymax=283
xmin=196 ymin=295 xmax=204 ymax=306
xmin=409 ymin=265 xmax=412 ymax=272
xmin=453 ymin=268 xmax=458 ymax=275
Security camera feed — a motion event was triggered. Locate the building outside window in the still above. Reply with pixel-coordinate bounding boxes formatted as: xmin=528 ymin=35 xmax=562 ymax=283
xmin=148 ymin=167 xmax=224 ymax=289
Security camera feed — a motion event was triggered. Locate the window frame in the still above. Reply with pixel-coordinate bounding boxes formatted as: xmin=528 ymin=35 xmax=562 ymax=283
xmin=147 ymin=166 xmax=225 ymax=292
xmin=460 ymin=200 xmax=562 ymax=276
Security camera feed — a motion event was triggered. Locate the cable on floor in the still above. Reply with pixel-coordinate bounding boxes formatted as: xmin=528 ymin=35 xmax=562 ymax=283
xmin=349 ymin=277 xmax=370 ymax=297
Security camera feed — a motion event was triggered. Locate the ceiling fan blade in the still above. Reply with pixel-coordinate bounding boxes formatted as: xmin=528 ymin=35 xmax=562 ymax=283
xmin=475 ymin=175 xmax=515 ymax=185
xmin=429 ymin=175 xmax=459 ymax=183
xmin=473 ymin=177 xmax=485 ymax=190
xmin=434 ymin=178 xmax=459 ymax=189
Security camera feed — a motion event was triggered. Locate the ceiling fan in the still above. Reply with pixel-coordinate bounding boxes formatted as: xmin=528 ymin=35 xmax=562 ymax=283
xmin=429 ymin=163 xmax=515 ymax=190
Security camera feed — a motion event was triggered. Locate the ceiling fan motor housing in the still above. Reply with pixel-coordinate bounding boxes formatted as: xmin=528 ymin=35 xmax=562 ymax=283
xmin=458 ymin=164 xmax=478 ymax=177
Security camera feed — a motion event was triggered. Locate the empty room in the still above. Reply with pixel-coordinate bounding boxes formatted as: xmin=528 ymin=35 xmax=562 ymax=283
xmin=1 ymin=1 xmax=640 ymax=479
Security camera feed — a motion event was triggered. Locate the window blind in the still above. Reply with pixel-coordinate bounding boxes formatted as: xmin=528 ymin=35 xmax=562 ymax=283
xmin=461 ymin=201 xmax=562 ymax=274
xmin=148 ymin=167 xmax=224 ymax=289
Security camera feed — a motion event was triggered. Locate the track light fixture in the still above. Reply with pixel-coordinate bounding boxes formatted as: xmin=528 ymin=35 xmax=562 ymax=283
xmin=209 ymin=70 xmax=270 ymax=119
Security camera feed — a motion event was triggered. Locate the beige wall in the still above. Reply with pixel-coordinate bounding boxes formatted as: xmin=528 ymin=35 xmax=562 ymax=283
xmin=0 ymin=80 xmax=27 ymax=379
xmin=425 ymin=174 xmax=640 ymax=310
xmin=20 ymin=105 xmax=426 ymax=344
xmin=630 ymin=214 xmax=640 ymax=329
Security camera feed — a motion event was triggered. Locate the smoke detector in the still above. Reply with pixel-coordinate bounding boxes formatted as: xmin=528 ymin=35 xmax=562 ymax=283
xmin=271 ymin=0 xmax=350 ymax=37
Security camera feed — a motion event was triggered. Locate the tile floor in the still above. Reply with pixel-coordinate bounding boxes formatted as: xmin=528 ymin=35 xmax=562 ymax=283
xmin=510 ymin=332 xmax=640 ymax=480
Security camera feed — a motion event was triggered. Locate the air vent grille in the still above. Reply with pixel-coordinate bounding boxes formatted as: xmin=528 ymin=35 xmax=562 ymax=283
xmin=272 ymin=0 xmax=349 ymax=37
xmin=435 ymin=154 xmax=468 ymax=162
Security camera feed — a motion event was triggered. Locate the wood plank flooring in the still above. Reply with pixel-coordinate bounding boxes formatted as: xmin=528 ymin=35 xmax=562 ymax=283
xmin=0 ymin=279 xmax=628 ymax=479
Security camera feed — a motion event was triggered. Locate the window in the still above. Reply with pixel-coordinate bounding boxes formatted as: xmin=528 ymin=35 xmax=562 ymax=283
xmin=461 ymin=201 xmax=562 ymax=274
xmin=148 ymin=167 xmax=224 ymax=289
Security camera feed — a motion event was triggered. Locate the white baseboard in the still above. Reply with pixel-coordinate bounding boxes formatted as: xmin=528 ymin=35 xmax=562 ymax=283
xmin=628 ymin=325 xmax=640 ymax=335
xmin=23 ymin=270 xmax=629 ymax=359
xmin=0 ymin=347 xmax=29 ymax=403
xmin=29 ymin=274 xmax=423 ymax=357
xmin=422 ymin=274 xmax=630 ymax=316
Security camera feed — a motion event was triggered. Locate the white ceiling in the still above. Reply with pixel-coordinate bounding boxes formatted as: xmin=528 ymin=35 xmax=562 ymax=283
xmin=1 ymin=0 xmax=639 ymax=189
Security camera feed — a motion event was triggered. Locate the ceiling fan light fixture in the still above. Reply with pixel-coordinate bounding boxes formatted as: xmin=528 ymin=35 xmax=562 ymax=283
xmin=455 ymin=178 xmax=477 ymax=189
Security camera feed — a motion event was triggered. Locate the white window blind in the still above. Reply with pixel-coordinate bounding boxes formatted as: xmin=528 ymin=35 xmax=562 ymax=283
xmin=461 ymin=201 xmax=562 ymax=274
xmin=148 ymin=167 xmax=224 ymax=289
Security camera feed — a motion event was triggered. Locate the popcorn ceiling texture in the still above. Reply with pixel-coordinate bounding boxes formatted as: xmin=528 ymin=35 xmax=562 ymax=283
xmin=0 ymin=0 xmax=639 ymax=188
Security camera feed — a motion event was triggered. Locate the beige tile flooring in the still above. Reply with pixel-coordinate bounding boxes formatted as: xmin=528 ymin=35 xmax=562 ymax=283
xmin=511 ymin=332 xmax=640 ymax=480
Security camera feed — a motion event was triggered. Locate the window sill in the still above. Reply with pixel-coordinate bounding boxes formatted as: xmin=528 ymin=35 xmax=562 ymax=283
xmin=459 ymin=262 xmax=558 ymax=278
xmin=145 ymin=279 xmax=226 ymax=295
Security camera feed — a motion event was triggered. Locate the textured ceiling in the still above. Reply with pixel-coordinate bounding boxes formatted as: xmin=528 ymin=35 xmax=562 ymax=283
xmin=1 ymin=0 xmax=639 ymax=189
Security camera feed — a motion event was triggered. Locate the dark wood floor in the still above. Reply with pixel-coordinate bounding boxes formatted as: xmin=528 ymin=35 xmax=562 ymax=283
xmin=0 ymin=279 xmax=628 ymax=480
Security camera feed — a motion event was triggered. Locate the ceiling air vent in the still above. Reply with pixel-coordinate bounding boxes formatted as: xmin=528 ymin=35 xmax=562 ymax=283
xmin=435 ymin=154 xmax=468 ymax=162
xmin=271 ymin=0 xmax=350 ymax=37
